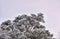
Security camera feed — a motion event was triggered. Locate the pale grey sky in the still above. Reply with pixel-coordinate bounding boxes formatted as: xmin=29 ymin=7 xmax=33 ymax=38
xmin=0 ymin=0 xmax=60 ymax=39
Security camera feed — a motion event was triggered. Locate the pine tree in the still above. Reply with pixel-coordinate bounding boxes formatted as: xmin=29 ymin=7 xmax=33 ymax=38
xmin=0 ymin=13 xmax=55 ymax=39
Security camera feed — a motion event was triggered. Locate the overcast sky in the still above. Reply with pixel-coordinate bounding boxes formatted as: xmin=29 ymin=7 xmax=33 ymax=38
xmin=0 ymin=0 xmax=60 ymax=39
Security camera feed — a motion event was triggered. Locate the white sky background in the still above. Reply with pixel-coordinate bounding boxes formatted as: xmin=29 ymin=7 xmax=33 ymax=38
xmin=0 ymin=0 xmax=60 ymax=39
